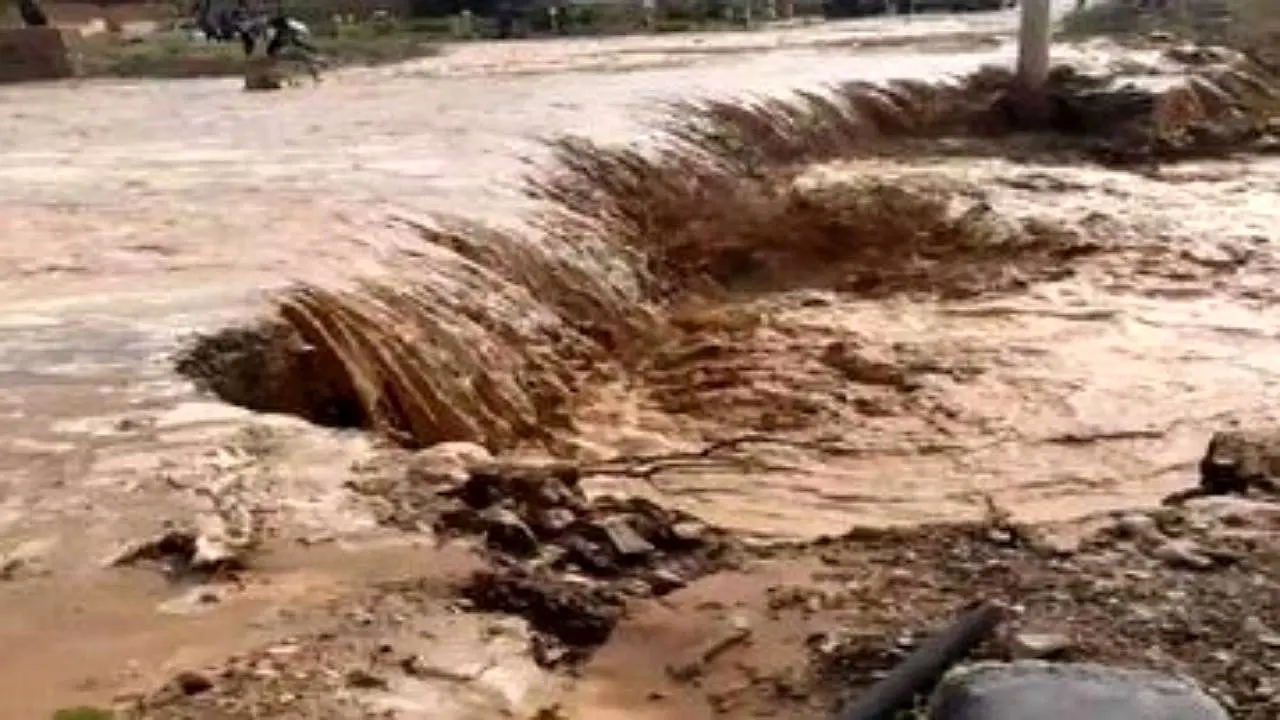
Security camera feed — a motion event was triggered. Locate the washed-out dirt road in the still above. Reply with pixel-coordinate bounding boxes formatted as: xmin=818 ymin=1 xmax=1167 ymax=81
xmin=2 ymin=5 xmax=1279 ymax=717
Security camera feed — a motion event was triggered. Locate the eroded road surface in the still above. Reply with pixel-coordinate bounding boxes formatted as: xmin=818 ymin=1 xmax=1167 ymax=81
xmin=1 ymin=6 xmax=1278 ymax=717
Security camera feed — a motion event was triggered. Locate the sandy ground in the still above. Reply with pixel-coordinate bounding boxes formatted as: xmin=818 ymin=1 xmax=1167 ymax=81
xmin=2 ymin=4 xmax=1278 ymax=717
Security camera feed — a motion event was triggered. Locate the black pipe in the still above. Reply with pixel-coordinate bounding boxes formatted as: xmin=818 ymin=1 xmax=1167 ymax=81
xmin=834 ymin=601 xmax=1005 ymax=720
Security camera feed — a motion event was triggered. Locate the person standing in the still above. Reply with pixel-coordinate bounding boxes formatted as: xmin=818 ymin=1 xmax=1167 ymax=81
xmin=265 ymin=13 xmax=322 ymax=80
xmin=496 ymin=0 xmax=515 ymax=39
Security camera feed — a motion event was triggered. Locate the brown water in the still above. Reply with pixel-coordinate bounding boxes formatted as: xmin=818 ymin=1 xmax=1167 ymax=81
xmin=0 ymin=17 xmax=1072 ymax=549
xmin=0 ymin=12 xmax=1278 ymax=716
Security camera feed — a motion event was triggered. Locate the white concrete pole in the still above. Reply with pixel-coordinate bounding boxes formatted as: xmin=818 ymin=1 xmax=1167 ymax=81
xmin=1017 ymin=0 xmax=1052 ymax=94
xmin=1014 ymin=0 xmax=1053 ymax=123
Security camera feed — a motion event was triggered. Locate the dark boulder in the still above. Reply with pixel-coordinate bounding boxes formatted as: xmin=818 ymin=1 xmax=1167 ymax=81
xmin=929 ymin=661 xmax=1229 ymax=720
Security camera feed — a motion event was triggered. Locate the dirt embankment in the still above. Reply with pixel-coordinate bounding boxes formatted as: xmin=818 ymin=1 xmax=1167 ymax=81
xmin=123 ymin=430 xmax=1280 ymax=719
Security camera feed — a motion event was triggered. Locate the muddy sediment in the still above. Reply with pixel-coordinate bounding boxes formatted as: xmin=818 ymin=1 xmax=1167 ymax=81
xmin=128 ymin=442 xmax=1280 ymax=719
xmin=355 ymin=454 xmax=741 ymax=665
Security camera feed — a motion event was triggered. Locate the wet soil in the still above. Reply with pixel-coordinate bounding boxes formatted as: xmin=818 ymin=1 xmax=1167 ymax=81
xmin=568 ymin=493 xmax=1280 ymax=719
xmin=126 ymin=469 xmax=1280 ymax=719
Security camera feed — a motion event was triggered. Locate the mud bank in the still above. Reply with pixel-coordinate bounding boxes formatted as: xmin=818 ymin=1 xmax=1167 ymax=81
xmin=124 ymin=435 xmax=1280 ymax=719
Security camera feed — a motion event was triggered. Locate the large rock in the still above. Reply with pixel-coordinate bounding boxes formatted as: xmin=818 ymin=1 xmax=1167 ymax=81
xmin=0 ymin=28 xmax=78 ymax=83
xmin=1198 ymin=429 xmax=1280 ymax=496
xmin=244 ymin=57 xmax=284 ymax=92
xmin=929 ymin=662 xmax=1229 ymax=720
xmin=407 ymin=441 xmax=494 ymax=484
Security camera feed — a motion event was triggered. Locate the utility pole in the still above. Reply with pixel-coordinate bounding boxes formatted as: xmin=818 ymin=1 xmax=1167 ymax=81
xmin=1012 ymin=0 xmax=1053 ymax=125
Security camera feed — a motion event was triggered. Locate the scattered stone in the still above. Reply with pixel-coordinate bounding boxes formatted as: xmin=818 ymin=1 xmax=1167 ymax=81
xmin=108 ymin=524 xmax=246 ymax=580
xmin=530 ymin=706 xmax=570 ymax=720
xmin=929 ymin=661 xmax=1230 ymax=720
xmin=1255 ymin=134 xmax=1280 ymax=154
xmin=531 ymin=634 xmax=571 ymax=667
xmin=1181 ymin=430 xmax=1280 ymax=501
xmin=398 ymin=654 xmax=429 ymax=678
xmin=456 ymin=462 xmax=586 ymax=512
xmin=667 ymin=621 xmax=754 ymax=682
xmin=1151 ymin=538 xmax=1216 ymax=571
xmin=1243 ymin=616 xmax=1280 ymax=648
xmin=384 ymin=459 xmax=737 ymax=666
xmin=406 ymin=441 xmax=493 ymax=485
xmin=0 ymin=555 xmax=26 ymax=581
xmin=1010 ymin=632 xmax=1073 ymax=660
xmin=589 ymin=516 xmax=656 ymax=560
xmin=1030 ymin=531 xmax=1081 ymax=558
xmin=646 ymin=568 xmax=687 ymax=595
xmin=482 ymin=508 xmax=540 ymax=557
xmin=560 ymin=533 xmax=617 ymax=575
xmin=171 ymin=670 xmax=214 ymax=696
xmin=344 ymin=668 xmax=389 ymax=690
xmin=530 ymin=507 xmax=577 ymax=538
xmin=462 ymin=567 xmax=622 ymax=656
xmin=158 ymin=585 xmax=226 ymax=615
xmin=821 ymin=340 xmax=915 ymax=389
xmin=1113 ymin=513 xmax=1165 ymax=543
xmin=670 ymin=520 xmax=708 ymax=545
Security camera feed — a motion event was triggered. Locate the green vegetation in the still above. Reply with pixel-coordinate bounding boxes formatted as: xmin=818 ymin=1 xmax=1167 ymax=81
xmin=75 ymin=27 xmax=443 ymax=80
xmin=1060 ymin=0 xmax=1279 ymax=67
xmin=61 ymin=0 xmax=810 ymax=81
xmin=51 ymin=707 xmax=115 ymax=720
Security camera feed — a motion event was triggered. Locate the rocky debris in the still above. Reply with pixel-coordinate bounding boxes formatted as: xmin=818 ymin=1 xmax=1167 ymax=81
xmin=482 ymin=507 xmax=541 ymax=557
xmin=820 ymin=340 xmax=917 ymax=390
xmin=406 ymin=441 xmax=494 ymax=485
xmin=1007 ymin=632 xmax=1073 ymax=661
xmin=1165 ymin=429 xmax=1280 ymax=504
xmin=698 ymin=510 xmax=1280 ymax=719
xmin=143 ymin=669 xmax=218 ymax=708
xmin=667 ymin=617 xmax=753 ymax=682
xmin=170 ymin=671 xmax=214 ymax=697
xmin=133 ymin=587 xmax=555 ymax=719
xmin=1150 ymin=538 xmax=1218 ymax=571
xmin=448 ymin=462 xmax=587 ymax=518
xmin=987 ymin=61 xmax=1278 ymax=166
xmin=1165 ymin=44 xmax=1242 ymax=67
xmin=1086 ymin=502 xmax=1266 ymax=574
xmin=108 ymin=521 xmax=247 ymax=581
xmin=929 ymin=661 xmax=1230 ymax=720
xmin=352 ymin=452 xmax=739 ymax=665
xmin=463 ymin=567 xmax=623 ymax=662
xmin=343 ymin=667 xmax=389 ymax=690
xmin=0 ymin=538 xmax=53 ymax=582
xmin=436 ymin=463 xmax=738 ymax=585
xmin=129 ymin=492 xmax=1280 ymax=719
xmin=430 ymin=462 xmax=739 ymax=665
xmin=1243 ymin=616 xmax=1280 ymax=648
xmin=244 ymin=58 xmax=287 ymax=92
xmin=806 ymin=627 xmax=928 ymax=707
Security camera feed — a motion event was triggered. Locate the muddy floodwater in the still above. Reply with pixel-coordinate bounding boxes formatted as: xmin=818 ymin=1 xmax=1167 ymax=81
xmin=0 ymin=5 xmax=1278 ymax=717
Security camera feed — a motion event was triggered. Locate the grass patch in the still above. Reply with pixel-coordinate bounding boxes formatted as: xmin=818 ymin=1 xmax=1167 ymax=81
xmin=1060 ymin=0 xmax=1280 ymax=69
xmin=75 ymin=28 xmax=442 ymax=79
xmin=52 ymin=708 xmax=114 ymax=720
